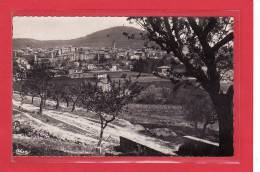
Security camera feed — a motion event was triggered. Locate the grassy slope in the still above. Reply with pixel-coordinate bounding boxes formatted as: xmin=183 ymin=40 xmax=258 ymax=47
xmin=13 ymin=94 xmax=182 ymax=156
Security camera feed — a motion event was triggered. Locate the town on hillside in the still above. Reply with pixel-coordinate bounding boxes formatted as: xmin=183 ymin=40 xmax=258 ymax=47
xmin=13 ymin=45 xmax=188 ymax=79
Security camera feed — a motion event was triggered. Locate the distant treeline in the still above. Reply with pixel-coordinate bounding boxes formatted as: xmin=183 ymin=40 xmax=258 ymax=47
xmin=132 ymin=58 xmax=173 ymax=74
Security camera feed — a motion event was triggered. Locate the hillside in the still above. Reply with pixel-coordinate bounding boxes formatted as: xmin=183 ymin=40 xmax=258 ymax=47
xmin=13 ymin=38 xmax=69 ymax=49
xmin=13 ymin=26 xmax=147 ymax=49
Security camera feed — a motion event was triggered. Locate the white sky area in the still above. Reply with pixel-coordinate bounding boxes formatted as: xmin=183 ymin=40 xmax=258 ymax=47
xmin=13 ymin=17 xmax=141 ymax=40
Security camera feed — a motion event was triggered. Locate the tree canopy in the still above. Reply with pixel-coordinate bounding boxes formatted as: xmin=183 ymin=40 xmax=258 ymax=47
xmin=128 ymin=16 xmax=234 ymax=155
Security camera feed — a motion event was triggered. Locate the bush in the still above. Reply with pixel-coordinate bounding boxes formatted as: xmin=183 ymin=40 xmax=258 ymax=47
xmin=134 ymin=85 xmax=172 ymax=104
xmin=13 ymin=121 xmax=21 ymax=134
xmin=20 ymin=125 xmax=34 ymax=136
xmin=13 ymin=120 xmax=58 ymax=139
xmin=181 ymin=89 xmax=216 ymax=131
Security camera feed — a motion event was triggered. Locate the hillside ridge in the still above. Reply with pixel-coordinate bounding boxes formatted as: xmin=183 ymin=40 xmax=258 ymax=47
xmin=13 ymin=26 xmax=146 ymax=49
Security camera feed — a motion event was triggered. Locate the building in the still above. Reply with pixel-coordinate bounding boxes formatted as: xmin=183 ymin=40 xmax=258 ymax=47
xmin=110 ymin=64 xmax=120 ymax=71
xmin=157 ymin=66 xmax=171 ymax=76
xmin=87 ymin=64 xmax=97 ymax=70
xmin=97 ymin=74 xmax=111 ymax=92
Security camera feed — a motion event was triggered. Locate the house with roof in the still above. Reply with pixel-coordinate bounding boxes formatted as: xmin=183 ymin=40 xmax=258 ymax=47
xmin=157 ymin=64 xmax=186 ymax=78
xmin=157 ymin=66 xmax=171 ymax=76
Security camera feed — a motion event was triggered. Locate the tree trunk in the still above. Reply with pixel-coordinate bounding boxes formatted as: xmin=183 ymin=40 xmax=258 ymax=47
xmin=216 ymin=102 xmax=233 ymax=156
xmin=71 ymin=97 xmax=79 ymax=112
xmin=19 ymin=95 xmax=24 ymax=109
xmin=194 ymin=121 xmax=199 ymax=130
xmin=71 ymin=102 xmax=76 ymax=112
xmin=66 ymin=99 xmax=69 ymax=107
xmin=210 ymin=86 xmax=233 ymax=156
xmin=55 ymin=98 xmax=59 ymax=109
xmin=201 ymin=121 xmax=209 ymax=138
xmin=39 ymin=97 xmax=43 ymax=114
xmin=31 ymin=96 xmax=34 ymax=104
xmin=97 ymin=126 xmax=104 ymax=147
xmin=43 ymin=98 xmax=46 ymax=107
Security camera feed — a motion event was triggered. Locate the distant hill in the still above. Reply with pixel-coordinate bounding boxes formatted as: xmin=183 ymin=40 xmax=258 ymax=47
xmin=13 ymin=26 xmax=148 ymax=49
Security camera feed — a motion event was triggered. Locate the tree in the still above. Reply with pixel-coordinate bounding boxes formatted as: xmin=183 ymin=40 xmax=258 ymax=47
xmin=183 ymin=89 xmax=217 ymax=137
xmin=62 ymin=85 xmax=72 ymax=108
xmin=24 ymin=80 xmax=39 ymax=104
xmin=132 ymin=59 xmax=164 ymax=74
xmin=18 ymin=81 xmax=29 ymax=109
xmin=48 ymin=82 xmax=64 ymax=109
xmin=13 ymin=60 xmax=20 ymax=77
xmin=81 ymin=77 xmax=143 ymax=147
xmin=128 ymin=17 xmax=234 ymax=155
xmin=25 ymin=63 xmax=54 ymax=114
xmin=69 ymin=82 xmax=85 ymax=112
xmin=13 ymin=64 xmax=29 ymax=108
xmin=13 ymin=63 xmax=39 ymax=105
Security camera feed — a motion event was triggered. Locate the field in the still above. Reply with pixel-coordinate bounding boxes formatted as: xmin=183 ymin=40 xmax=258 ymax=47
xmin=12 ymin=94 xmax=183 ymax=155
xmin=121 ymin=104 xmax=219 ymax=142
xmin=12 ymin=72 xmax=221 ymax=156
xmin=12 ymin=89 xmax=219 ymax=156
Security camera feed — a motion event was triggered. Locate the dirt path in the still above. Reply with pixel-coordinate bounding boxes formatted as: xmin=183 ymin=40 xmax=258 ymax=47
xmin=13 ymin=97 xmax=179 ymax=155
xmin=13 ymin=108 xmax=101 ymax=145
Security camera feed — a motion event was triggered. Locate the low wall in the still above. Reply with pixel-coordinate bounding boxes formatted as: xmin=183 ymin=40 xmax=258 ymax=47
xmin=117 ymin=135 xmax=220 ymax=156
xmin=176 ymin=136 xmax=220 ymax=156
xmin=117 ymin=136 xmax=167 ymax=156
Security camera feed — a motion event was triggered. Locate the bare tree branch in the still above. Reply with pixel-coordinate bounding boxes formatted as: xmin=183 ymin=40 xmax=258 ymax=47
xmin=212 ymin=32 xmax=234 ymax=52
xmin=204 ymin=17 xmax=218 ymax=35
xmin=187 ymin=17 xmax=211 ymax=51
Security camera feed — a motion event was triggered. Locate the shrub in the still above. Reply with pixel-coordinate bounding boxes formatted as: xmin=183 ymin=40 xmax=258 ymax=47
xmin=13 ymin=121 xmax=21 ymax=134
xmin=134 ymin=85 xmax=172 ymax=104
xmin=13 ymin=120 xmax=58 ymax=140
xmin=19 ymin=125 xmax=34 ymax=136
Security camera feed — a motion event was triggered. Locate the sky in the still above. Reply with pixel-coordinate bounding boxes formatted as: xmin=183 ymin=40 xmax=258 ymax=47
xmin=13 ymin=17 xmax=141 ymax=40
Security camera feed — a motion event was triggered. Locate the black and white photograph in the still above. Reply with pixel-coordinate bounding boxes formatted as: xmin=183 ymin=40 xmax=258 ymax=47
xmin=12 ymin=16 xmax=234 ymax=156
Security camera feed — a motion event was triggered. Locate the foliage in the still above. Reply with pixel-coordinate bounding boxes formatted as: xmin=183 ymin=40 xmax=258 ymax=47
xmin=13 ymin=120 xmax=58 ymax=140
xmin=22 ymin=63 xmax=55 ymax=113
xmin=132 ymin=59 xmax=164 ymax=73
xmin=68 ymin=81 xmax=87 ymax=112
xmin=127 ymin=16 xmax=233 ymax=87
xmin=183 ymin=90 xmax=217 ymax=129
xmin=128 ymin=16 xmax=234 ymax=155
xmin=13 ymin=60 xmax=20 ymax=78
xmin=13 ymin=120 xmax=22 ymax=134
xmin=134 ymin=85 xmax=171 ymax=104
xmin=81 ymin=76 xmax=143 ymax=146
xmin=48 ymin=82 xmax=65 ymax=109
